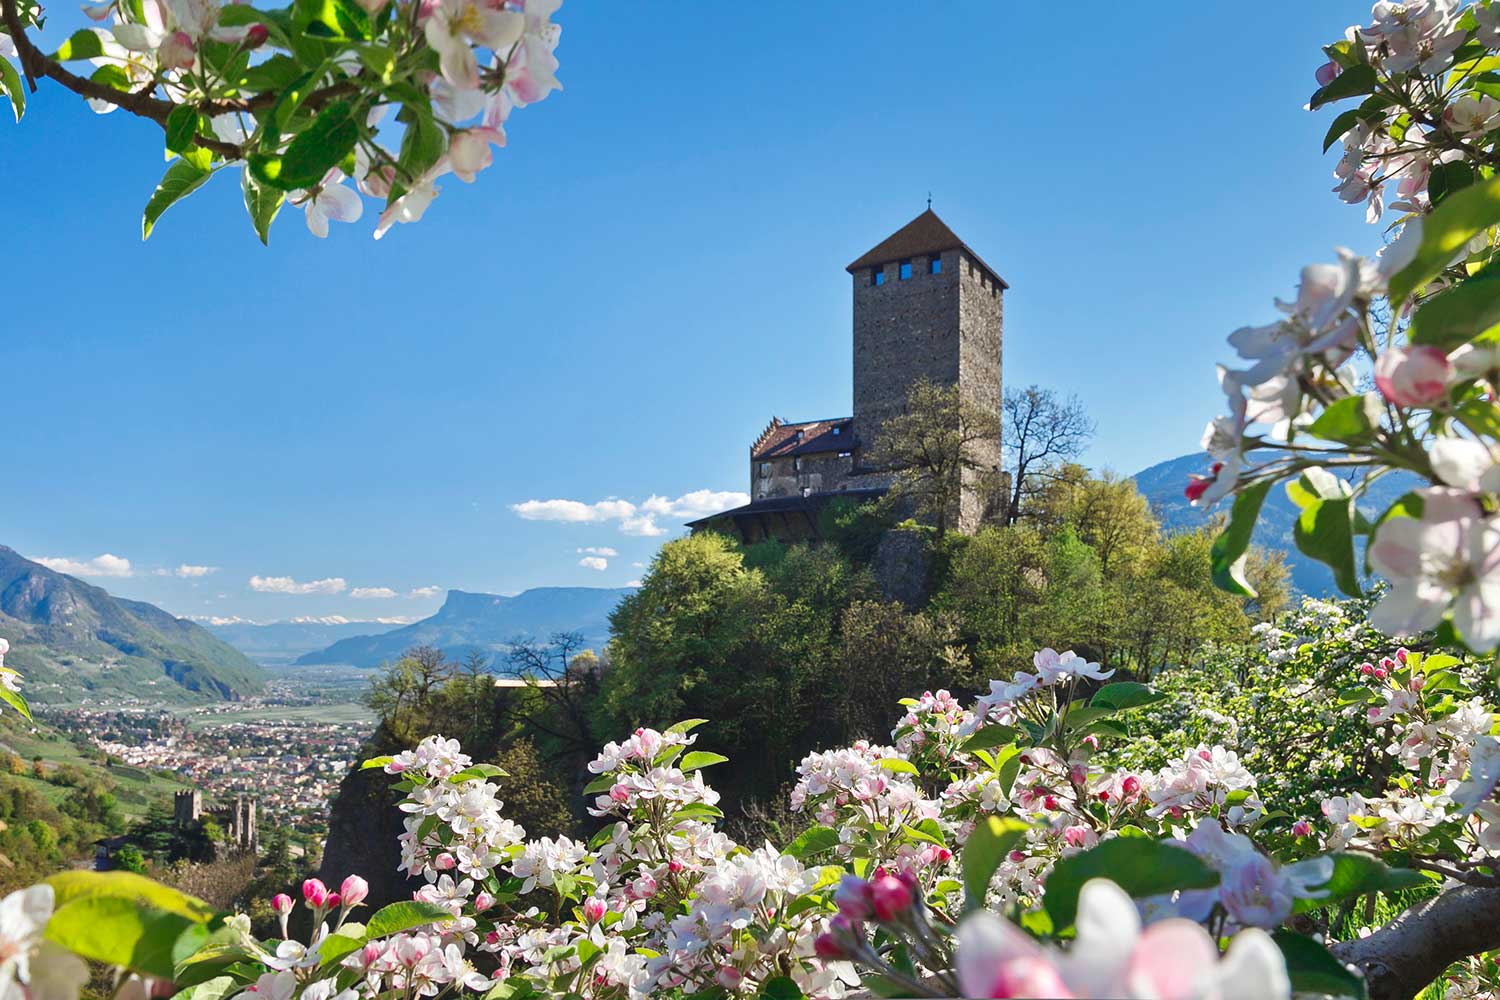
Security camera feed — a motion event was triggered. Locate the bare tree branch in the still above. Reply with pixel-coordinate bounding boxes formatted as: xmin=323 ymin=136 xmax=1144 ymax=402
xmin=1002 ymin=385 xmax=1094 ymax=525
xmin=1331 ymin=885 xmax=1500 ymax=1000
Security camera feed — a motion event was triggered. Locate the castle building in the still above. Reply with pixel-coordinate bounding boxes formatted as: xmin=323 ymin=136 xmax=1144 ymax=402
xmin=689 ymin=209 xmax=1006 ymax=540
xmin=174 ymin=788 xmax=258 ymax=853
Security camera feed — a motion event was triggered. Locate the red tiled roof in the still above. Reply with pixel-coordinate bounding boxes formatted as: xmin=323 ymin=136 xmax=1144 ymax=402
xmin=751 ymin=417 xmax=855 ymax=459
xmin=845 ymin=208 xmax=1008 ymax=289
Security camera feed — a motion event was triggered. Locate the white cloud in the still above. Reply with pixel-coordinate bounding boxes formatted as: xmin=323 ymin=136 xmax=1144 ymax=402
xmin=578 ymin=556 xmax=609 ymax=571
xmin=577 ymin=546 xmax=619 ymax=557
xmin=632 ymin=561 xmax=646 ymax=569
xmin=249 ymin=575 xmax=347 ymax=595
xmin=350 ymin=586 xmax=399 ymax=599
xmin=513 ymin=489 xmax=749 ymax=537
xmin=409 ymin=585 xmax=443 ymax=599
xmin=625 ymin=579 xmax=642 ymax=588
xmin=155 ymin=564 xmax=217 ymax=578
xmin=34 ymin=553 xmax=133 ymax=578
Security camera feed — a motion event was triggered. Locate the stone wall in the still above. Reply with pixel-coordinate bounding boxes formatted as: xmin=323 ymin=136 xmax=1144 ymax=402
xmin=751 ymin=451 xmax=856 ymax=499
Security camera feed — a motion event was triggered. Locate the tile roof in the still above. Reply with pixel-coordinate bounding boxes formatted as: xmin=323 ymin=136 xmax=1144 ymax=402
xmin=845 ymin=208 xmax=1008 ymax=289
xmin=684 ymin=488 xmax=888 ymax=528
xmin=750 ymin=417 xmax=855 ymax=459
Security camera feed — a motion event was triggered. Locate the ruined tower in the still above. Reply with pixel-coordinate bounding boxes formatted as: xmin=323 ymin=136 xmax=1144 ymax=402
xmin=845 ymin=209 xmax=1005 ymax=532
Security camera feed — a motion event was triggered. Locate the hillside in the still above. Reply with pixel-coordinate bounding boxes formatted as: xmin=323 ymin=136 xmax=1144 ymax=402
xmin=0 ymin=546 xmax=265 ymax=705
xmin=296 ymin=587 xmax=633 ymax=668
xmin=206 ymin=618 xmax=407 ymax=666
xmin=1132 ymin=453 xmax=1420 ymax=595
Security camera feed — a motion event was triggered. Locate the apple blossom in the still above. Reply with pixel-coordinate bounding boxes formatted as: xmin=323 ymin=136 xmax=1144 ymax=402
xmin=0 ymin=885 xmax=90 ymax=1000
xmin=1368 ymin=512 xmax=1500 ymax=650
xmin=1374 ymin=345 xmax=1453 ymax=406
xmin=292 ymin=170 xmax=364 ymax=239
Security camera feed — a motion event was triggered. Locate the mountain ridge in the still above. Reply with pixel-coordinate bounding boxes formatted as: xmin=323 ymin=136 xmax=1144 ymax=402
xmin=294 ymin=586 xmax=634 ymax=668
xmin=0 ymin=545 xmax=265 ymax=704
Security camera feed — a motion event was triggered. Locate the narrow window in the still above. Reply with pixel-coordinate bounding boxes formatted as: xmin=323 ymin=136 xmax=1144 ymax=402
xmin=872 ymin=267 xmax=884 ymax=286
xmin=899 ymin=259 xmax=912 ymax=280
xmin=930 ymin=254 xmax=942 ymax=274
xmin=832 ymin=426 xmax=841 ymax=436
xmin=795 ymin=457 xmax=803 ymax=472
xmin=837 ymin=451 xmax=852 ymax=459
xmin=759 ymin=462 xmax=770 ymax=476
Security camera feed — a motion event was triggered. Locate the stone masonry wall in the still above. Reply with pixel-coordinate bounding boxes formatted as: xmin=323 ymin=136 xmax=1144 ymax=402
xmin=957 ymin=253 xmax=1004 ymax=533
xmin=751 ymin=451 xmax=855 ymax=500
xmin=851 ymin=250 xmax=961 ymax=466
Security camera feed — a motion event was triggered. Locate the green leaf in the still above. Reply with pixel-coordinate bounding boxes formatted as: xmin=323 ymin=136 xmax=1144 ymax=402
xmin=239 ymin=53 xmax=304 ymax=92
xmin=877 ymin=757 xmax=918 ymax=775
xmin=670 ymin=802 xmax=724 ymax=822
xmin=1428 ymin=160 xmax=1475 ymax=205
xmin=45 ymin=896 xmax=208 ymax=978
xmin=901 ymin=819 xmax=947 ymax=847
xmin=393 ymin=101 xmax=444 ymax=197
xmin=89 ymin=63 xmax=131 ymax=91
xmin=53 ymin=28 xmax=106 ymax=61
xmin=451 ymin=763 xmax=507 ymax=781
xmin=0 ymin=57 xmax=25 ymax=122
xmin=1389 ymin=175 xmax=1500 ymax=306
xmin=165 ymin=105 xmax=199 ymax=154
xmin=297 ymin=0 xmax=372 ymax=39
xmin=1322 ymin=107 xmax=1364 ymax=153
xmin=170 ymin=976 xmax=239 ymax=1000
xmin=759 ymin=976 xmax=804 ymax=1000
xmin=783 ymin=825 xmax=840 ymax=860
xmin=1410 ymin=269 xmax=1500 ymax=349
xmin=961 ymin=816 xmax=1030 ymax=912
xmin=1209 ymin=480 xmax=1271 ymax=596
xmin=1309 ymin=63 xmax=1377 ymax=109
xmin=317 ymin=928 xmax=367 ymax=967
xmin=1272 ymin=930 xmax=1367 ymax=999
xmin=679 ymin=751 xmax=729 ymax=772
xmin=1089 ymin=682 xmax=1165 ymax=712
xmin=581 ymin=773 xmax=615 ymax=795
xmin=960 ymin=724 xmax=1019 ymax=753
xmin=995 ymin=746 xmax=1023 ymax=798
xmin=1042 ymin=839 xmax=1219 ymax=932
xmin=360 ymin=755 xmax=393 ymax=770
xmin=364 ymin=899 xmax=453 ymax=938
xmin=250 ymin=99 xmax=359 ymax=190
xmin=665 ymin=718 xmax=708 ymax=736
xmin=0 ymin=674 xmax=32 ymax=721
xmin=46 ymin=871 xmax=216 ymax=922
xmin=1292 ymin=853 xmax=1427 ymax=914
xmin=142 ymin=159 xmax=211 ymax=240
xmin=1295 ymin=496 xmax=1363 ymax=597
xmin=1306 ymin=393 xmax=1384 ymax=445
xmin=240 ymin=170 xmax=285 ymax=246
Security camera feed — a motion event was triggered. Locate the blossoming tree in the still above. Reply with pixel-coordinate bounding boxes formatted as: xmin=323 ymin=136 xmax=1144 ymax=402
xmin=8 ymin=1 xmax=1500 ymax=998
xmin=0 ymin=0 xmax=560 ymax=240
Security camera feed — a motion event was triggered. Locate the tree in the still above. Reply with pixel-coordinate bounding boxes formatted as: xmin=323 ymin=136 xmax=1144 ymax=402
xmin=866 ymin=378 xmax=1002 ymax=536
xmin=0 ymin=0 xmax=564 ymax=242
xmin=1001 ymin=385 xmax=1095 ymax=525
xmin=364 ymin=646 xmax=454 ymax=744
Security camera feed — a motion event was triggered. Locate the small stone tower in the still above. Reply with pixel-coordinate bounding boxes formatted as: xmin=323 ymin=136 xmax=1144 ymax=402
xmin=845 ymin=209 xmax=1005 ymax=532
xmin=173 ymin=789 xmax=202 ymax=826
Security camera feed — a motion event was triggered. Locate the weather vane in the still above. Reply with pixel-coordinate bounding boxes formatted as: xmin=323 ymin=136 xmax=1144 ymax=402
xmin=926 ymin=191 xmax=932 ymax=209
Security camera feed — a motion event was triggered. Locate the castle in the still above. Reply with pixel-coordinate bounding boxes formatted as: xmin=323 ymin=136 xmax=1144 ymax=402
xmin=689 ymin=209 xmax=1006 ymax=539
xmin=174 ymin=789 xmax=258 ymax=853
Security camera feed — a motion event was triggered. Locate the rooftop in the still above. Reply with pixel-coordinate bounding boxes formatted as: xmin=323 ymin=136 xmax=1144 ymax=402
xmin=751 ymin=417 xmax=855 ymax=459
xmin=845 ymin=208 xmax=1008 ymax=289
xmin=684 ymin=488 xmax=888 ymax=529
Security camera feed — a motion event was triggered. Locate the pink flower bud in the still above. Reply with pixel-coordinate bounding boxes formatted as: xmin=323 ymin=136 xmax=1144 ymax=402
xmin=1198 ymin=749 xmax=1213 ymax=761
xmin=1380 ymin=657 xmax=1396 ymax=669
xmin=1292 ymin=820 xmax=1313 ymax=837
xmin=302 ymin=878 xmax=328 ymax=908
xmin=583 ymin=896 xmax=608 ymax=924
xmin=814 ymin=932 xmax=847 ymax=959
xmin=667 ymin=859 xmax=685 ymax=874
xmin=1396 ymin=647 xmax=1410 ymax=664
xmin=1410 ymin=675 xmax=1426 ymax=692
xmin=1122 ymin=775 xmax=1142 ymax=797
xmin=361 ymin=941 xmax=384 ymax=966
xmin=1069 ymin=764 xmax=1088 ymax=785
xmin=1082 ymin=735 xmax=1099 ymax=751
xmin=609 ymin=783 xmax=631 ymax=803
xmin=1375 ymin=346 xmax=1452 ymax=407
xmin=474 ymin=891 xmax=495 ymax=911
xmin=834 ymin=875 xmax=873 ymax=920
xmin=869 ymin=872 xmax=914 ymax=921
xmin=324 ymin=892 xmax=341 ymax=910
xmin=1360 ymin=663 xmax=1375 ymax=676
xmin=1374 ymin=667 xmax=1388 ymax=679
xmin=629 ymin=875 xmax=657 ymax=900
xmin=340 ymin=875 xmax=369 ymax=907
xmin=244 ymin=23 xmax=268 ymax=47
xmin=1009 ymin=850 xmax=1026 ymax=863
xmin=1062 ymin=825 xmax=1090 ymax=848
xmin=434 ymin=853 xmax=456 ymax=871
xmin=271 ymin=893 xmax=293 ymax=915
xmin=1043 ymin=795 xmax=1060 ymax=811
xmin=157 ymin=30 xmax=196 ymax=70
xmin=935 ymin=848 xmax=952 ymax=863
xmin=716 ymin=966 xmax=744 ymax=990
xmin=1316 ymin=60 xmax=1342 ymax=87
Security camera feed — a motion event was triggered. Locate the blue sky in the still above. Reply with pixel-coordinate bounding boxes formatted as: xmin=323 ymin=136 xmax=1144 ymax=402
xmin=1 ymin=2 xmax=1385 ymax=622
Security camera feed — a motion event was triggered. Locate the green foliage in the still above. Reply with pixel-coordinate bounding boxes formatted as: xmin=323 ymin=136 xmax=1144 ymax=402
xmin=1042 ymin=838 xmax=1220 ymax=932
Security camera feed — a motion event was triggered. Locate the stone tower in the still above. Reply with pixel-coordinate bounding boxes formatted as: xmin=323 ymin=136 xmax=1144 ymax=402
xmin=173 ymin=789 xmax=202 ymax=826
xmin=845 ymin=208 xmax=1005 ymax=532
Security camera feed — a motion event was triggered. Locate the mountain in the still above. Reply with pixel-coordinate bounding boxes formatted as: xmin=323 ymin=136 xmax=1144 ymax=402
xmin=205 ymin=618 xmax=411 ymax=666
xmin=1132 ymin=453 xmax=1421 ymax=595
xmin=295 ymin=587 xmax=634 ymax=668
xmin=0 ymin=546 xmax=265 ymax=705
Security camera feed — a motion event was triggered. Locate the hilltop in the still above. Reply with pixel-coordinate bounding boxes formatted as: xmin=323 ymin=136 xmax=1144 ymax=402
xmin=0 ymin=546 xmax=265 ymax=704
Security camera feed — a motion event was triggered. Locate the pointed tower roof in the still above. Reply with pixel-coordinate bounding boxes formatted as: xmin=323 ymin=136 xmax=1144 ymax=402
xmin=845 ymin=208 xmax=1008 ymax=288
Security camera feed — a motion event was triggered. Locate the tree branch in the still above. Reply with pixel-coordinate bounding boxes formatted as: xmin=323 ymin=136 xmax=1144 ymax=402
xmin=1331 ymin=885 xmax=1500 ymax=1000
